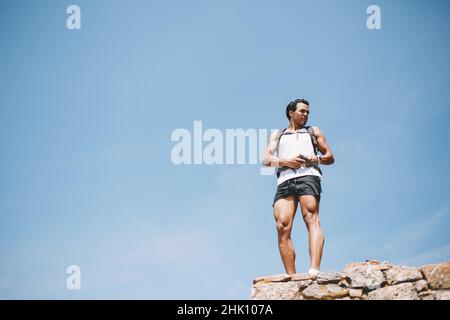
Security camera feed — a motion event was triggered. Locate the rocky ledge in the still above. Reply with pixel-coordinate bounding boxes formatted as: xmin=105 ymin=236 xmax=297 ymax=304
xmin=251 ymin=260 xmax=450 ymax=300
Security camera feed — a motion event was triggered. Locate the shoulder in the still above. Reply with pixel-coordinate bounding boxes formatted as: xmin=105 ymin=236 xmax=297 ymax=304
xmin=269 ymin=129 xmax=281 ymax=141
xmin=310 ymin=126 xmax=324 ymax=137
xmin=272 ymin=128 xmax=287 ymax=138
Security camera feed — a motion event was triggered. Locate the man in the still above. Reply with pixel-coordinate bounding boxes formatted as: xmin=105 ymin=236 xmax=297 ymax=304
xmin=262 ymin=98 xmax=334 ymax=276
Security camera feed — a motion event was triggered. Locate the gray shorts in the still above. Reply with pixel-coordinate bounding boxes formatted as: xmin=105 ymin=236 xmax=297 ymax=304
xmin=273 ymin=175 xmax=322 ymax=206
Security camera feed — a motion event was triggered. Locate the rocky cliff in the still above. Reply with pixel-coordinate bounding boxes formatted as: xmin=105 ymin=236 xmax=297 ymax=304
xmin=251 ymin=260 xmax=449 ymax=300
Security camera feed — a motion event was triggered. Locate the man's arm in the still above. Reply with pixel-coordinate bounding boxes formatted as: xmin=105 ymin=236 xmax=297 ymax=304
xmin=262 ymin=130 xmax=305 ymax=168
xmin=309 ymin=126 xmax=335 ymax=165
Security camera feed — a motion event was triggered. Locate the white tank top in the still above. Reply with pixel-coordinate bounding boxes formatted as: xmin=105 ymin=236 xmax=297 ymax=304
xmin=277 ymin=128 xmax=322 ymax=185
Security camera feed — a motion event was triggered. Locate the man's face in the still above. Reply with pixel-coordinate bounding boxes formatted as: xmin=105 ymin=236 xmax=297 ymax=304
xmin=290 ymin=103 xmax=310 ymax=126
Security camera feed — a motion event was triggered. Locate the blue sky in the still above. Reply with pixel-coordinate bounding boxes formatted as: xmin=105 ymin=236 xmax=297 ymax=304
xmin=1 ymin=0 xmax=449 ymax=299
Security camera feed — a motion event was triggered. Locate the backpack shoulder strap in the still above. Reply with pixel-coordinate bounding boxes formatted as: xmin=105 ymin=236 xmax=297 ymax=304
xmin=306 ymin=126 xmax=318 ymax=155
xmin=306 ymin=125 xmax=323 ymax=175
xmin=275 ymin=128 xmax=287 ymax=156
xmin=274 ymin=128 xmax=287 ymax=177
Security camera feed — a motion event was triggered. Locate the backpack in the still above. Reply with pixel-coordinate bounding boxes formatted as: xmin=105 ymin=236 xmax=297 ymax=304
xmin=275 ymin=126 xmax=322 ymax=178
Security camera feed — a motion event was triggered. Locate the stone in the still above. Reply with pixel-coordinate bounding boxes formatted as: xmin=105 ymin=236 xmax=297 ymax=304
xmin=339 ymin=278 xmax=351 ymax=288
xmin=294 ymin=280 xmax=314 ymax=288
xmin=253 ymin=274 xmax=291 ymax=285
xmin=346 ymin=260 xmax=391 ymax=271
xmin=343 ymin=264 xmax=386 ymax=291
xmin=377 ymin=264 xmax=391 ymax=271
xmin=418 ymin=291 xmax=435 ymax=300
xmin=349 ymin=288 xmax=363 ymax=298
xmin=302 ymin=283 xmax=349 ymax=300
xmin=414 ymin=279 xmax=428 ymax=292
xmin=251 ymin=260 xmax=449 ymax=300
xmin=385 ymin=266 xmax=423 ymax=285
xmin=316 ymin=271 xmax=343 ymax=284
xmin=367 ymin=283 xmax=419 ymax=300
xmin=290 ymin=273 xmax=315 ymax=281
xmin=365 ymin=259 xmax=381 ymax=264
xmin=289 ymin=273 xmax=314 ymax=288
xmin=420 ymin=262 xmax=450 ymax=290
xmin=251 ymin=281 xmax=303 ymax=300
xmin=435 ymin=290 xmax=450 ymax=300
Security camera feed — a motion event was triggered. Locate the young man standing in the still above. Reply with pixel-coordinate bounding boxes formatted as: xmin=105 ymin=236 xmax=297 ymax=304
xmin=262 ymin=98 xmax=335 ymax=276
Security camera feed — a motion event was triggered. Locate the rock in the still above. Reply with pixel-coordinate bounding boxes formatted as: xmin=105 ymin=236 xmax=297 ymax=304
xmin=367 ymin=283 xmax=419 ymax=300
xmin=346 ymin=260 xmax=391 ymax=271
xmin=339 ymin=278 xmax=351 ymax=288
xmin=349 ymin=288 xmax=363 ymax=298
xmin=290 ymin=273 xmax=315 ymax=281
xmin=302 ymin=283 xmax=349 ymax=300
xmin=365 ymin=259 xmax=381 ymax=264
xmin=343 ymin=263 xmax=386 ymax=291
xmin=316 ymin=271 xmax=343 ymax=284
xmin=435 ymin=290 xmax=450 ymax=300
xmin=378 ymin=261 xmax=392 ymax=271
xmin=420 ymin=262 xmax=450 ymax=290
xmin=251 ymin=260 xmax=449 ymax=300
xmin=293 ymin=279 xmax=314 ymax=289
xmin=418 ymin=291 xmax=435 ymax=300
xmin=377 ymin=264 xmax=391 ymax=271
xmin=289 ymin=273 xmax=314 ymax=288
xmin=414 ymin=279 xmax=428 ymax=292
xmin=251 ymin=281 xmax=303 ymax=300
xmin=385 ymin=266 xmax=423 ymax=285
xmin=253 ymin=274 xmax=291 ymax=285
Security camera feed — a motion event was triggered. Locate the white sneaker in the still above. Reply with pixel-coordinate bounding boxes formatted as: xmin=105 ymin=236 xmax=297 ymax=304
xmin=308 ymin=268 xmax=319 ymax=276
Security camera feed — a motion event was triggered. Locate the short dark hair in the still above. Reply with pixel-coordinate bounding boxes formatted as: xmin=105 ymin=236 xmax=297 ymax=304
xmin=286 ymin=98 xmax=309 ymax=120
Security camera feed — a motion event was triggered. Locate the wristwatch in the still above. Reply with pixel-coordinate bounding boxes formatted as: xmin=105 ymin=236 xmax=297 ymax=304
xmin=317 ymin=156 xmax=321 ymax=165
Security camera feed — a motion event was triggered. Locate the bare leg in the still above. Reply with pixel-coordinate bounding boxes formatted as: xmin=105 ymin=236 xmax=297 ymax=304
xmin=273 ymin=195 xmax=298 ymax=275
xmin=299 ymin=195 xmax=324 ymax=270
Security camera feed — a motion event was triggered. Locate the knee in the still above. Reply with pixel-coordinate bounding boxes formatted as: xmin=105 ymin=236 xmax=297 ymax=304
xmin=303 ymin=212 xmax=319 ymax=226
xmin=276 ymin=221 xmax=291 ymax=235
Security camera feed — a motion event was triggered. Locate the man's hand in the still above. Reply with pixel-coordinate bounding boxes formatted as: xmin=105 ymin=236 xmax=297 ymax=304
xmin=305 ymin=155 xmax=318 ymax=167
xmin=281 ymin=156 xmax=306 ymax=169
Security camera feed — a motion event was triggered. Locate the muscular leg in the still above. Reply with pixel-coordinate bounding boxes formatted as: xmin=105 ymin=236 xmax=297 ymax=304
xmin=273 ymin=195 xmax=298 ymax=275
xmin=299 ymin=195 xmax=324 ymax=270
